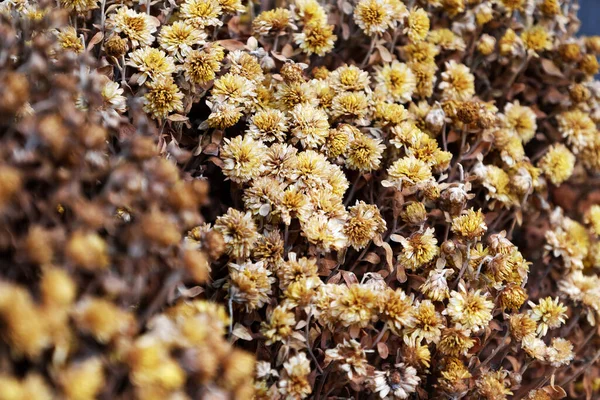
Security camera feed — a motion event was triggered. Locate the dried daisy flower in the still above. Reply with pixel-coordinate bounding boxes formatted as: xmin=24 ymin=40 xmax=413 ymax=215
xmin=260 ymin=304 xmax=296 ymax=345
xmin=243 ymin=176 xmax=285 ymax=219
xmin=392 ymin=227 xmax=439 ymax=270
xmin=405 ymin=299 xmax=444 ymax=344
xmin=346 ymin=134 xmax=385 ymax=172
xmin=381 ymin=287 xmax=416 ymax=334
xmin=438 ymin=325 xmax=475 ymax=357
xmin=498 ymin=284 xmax=528 ymax=311
xmin=522 ymin=25 xmax=553 ymax=54
xmin=183 ymin=45 xmax=224 ymax=85
xmin=451 ymin=208 xmax=487 ymax=242
xmin=127 ymin=47 xmax=177 ymax=85
xmin=158 ymin=21 xmax=207 ymax=60
xmin=329 ymin=283 xmax=380 ymax=328
xmin=294 ymin=22 xmax=337 ymax=56
xmin=211 ymin=73 xmax=256 ymax=106
xmin=301 ymin=214 xmax=347 ymax=252
xmin=405 ymin=8 xmax=430 ymax=43
xmin=382 ymin=155 xmax=434 ymax=192
xmin=538 ymin=144 xmax=575 ymax=185
xmin=547 ymin=338 xmax=574 ymax=367
xmin=324 ymin=339 xmax=369 ymax=380
xmin=372 ymin=363 xmax=420 ymax=399
xmin=528 ymin=297 xmax=568 ymax=337
xmin=354 ymin=0 xmax=394 ymax=36
xmin=439 ymin=60 xmax=475 ymax=101
xmin=214 ymin=208 xmax=259 ymax=259
xmin=247 ymin=109 xmax=288 ymax=143
xmin=220 ymin=135 xmax=266 ymax=184
xmin=277 ymin=352 xmax=312 ymax=399
xmin=55 ymin=27 xmax=83 ymax=53
xmin=509 ymin=313 xmax=537 ymax=342
xmin=331 ymin=91 xmax=370 ymax=122
xmin=107 ymin=7 xmax=160 ymax=47
xmin=444 ymin=284 xmax=494 ymax=332
xmin=206 ymin=101 xmax=243 ymax=129
xmin=420 ymin=267 xmax=452 ymax=301
xmin=344 ymin=200 xmax=386 ymax=250
xmin=59 ymin=358 xmax=105 ymax=400
xmin=60 ymin=0 xmax=97 ymax=13
xmin=557 ymin=109 xmax=596 ymax=152
xmin=73 ymin=297 xmax=135 ymax=343
xmin=290 ymin=103 xmax=330 ymax=149
xmin=181 ymin=0 xmax=223 ymax=28
xmin=226 ymin=260 xmax=275 ymax=312
xmin=253 ymin=8 xmax=294 ymax=35
xmin=503 ymin=101 xmax=537 ymax=143
xmin=476 ymin=369 xmax=513 ymax=400
xmin=143 ymin=76 xmax=184 ymax=120
xmin=329 ymin=65 xmax=371 ymax=92
xmin=375 ymin=61 xmax=417 ymax=103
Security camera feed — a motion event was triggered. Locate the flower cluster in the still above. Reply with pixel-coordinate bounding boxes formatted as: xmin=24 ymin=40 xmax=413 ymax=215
xmin=1 ymin=0 xmax=600 ymax=398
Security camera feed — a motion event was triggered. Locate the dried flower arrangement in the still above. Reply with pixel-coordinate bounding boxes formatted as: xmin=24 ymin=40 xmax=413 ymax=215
xmin=1 ymin=0 xmax=600 ymax=398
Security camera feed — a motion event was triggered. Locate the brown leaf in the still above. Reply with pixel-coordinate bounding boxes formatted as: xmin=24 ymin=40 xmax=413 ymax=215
xmin=232 ymin=323 xmax=253 ymax=341
xmin=395 ymin=263 xmax=407 ymax=283
xmin=203 ymin=143 xmax=219 ymax=156
xmin=341 ymin=270 xmax=359 ymax=286
xmin=167 ymin=114 xmax=189 ymax=122
xmin=540 ymin=58 xmax=565 ymax=78
xmin=373 ymin=234 xmax=394 ymax=271
xmin=87 ymin=31 xmax=104 ymax=51
xmin=216 ymin=39 xmax=246 ymax=51
xmin=376 ymin=342 xmax=389 ymax=359
xmin=362 ymin=252 xmax=381 ymax=264
xmin=376 ymin=45 xmax=392 ymax=63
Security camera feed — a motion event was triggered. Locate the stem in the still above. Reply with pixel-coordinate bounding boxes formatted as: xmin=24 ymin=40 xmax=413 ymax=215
xmin=475 ymin=331 xmax=510 ymax=372
xmin=559 ymin=348 xmax=600 ymax=387
xmin=452 ymin=242 xmax=471 ymax=289
xmin=344 ymin=174 xmax=362 ymax=206
xmin=361 ymin=37 xmax=376 ymax=68
xmin=371 ymin=324 xmax=388 ymax=349
xmin=273 ymin=34 xmax=280 ymax=53
xmin=388 ymin=29 xmax=399 ymax=53
xmin=305 ymin=312 xmax=324 ymax=374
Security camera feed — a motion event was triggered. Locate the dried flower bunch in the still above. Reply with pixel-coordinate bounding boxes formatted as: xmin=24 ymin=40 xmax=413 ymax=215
xmin=2 ymin=0 xmax=600 ymax=398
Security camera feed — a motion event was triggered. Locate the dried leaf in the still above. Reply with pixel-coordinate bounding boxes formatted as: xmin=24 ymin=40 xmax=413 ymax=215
xmin=362 ymin=252 xmax=381 ymax=264
xmin=373 ymin=234 xmax=394 ymax=271
xmin=216 ymin=39 xmax=246 ymax=51
xmin=376 ymin=342 xmax=389 ymax=359
xmin=540 ymin=58 xmax=565 ymax=78
xmin=376 ymin=45 xmax=392 ymax=63
xmin=167 ymin=114 xmax=189 ymax=122
xmin=232 ymin=323 xmax=253 ymax=341
xmin=87 ymin=31 xmax=104 ymax=51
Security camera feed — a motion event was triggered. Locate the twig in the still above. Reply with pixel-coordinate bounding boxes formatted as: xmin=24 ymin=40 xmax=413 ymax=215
xmin=361 ymin=37 xmax=376 ymax=68
xmin=305 ymin=312 xmax=324 ymax=374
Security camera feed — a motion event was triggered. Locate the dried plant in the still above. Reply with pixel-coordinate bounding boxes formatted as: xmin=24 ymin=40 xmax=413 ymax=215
xmin=1 ymin=0 xmax=600 ymax=399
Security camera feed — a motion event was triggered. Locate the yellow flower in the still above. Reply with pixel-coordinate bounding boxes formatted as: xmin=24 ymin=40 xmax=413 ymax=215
xmin=538 ymin=144 xmax=575 ymax=185
xmin=127 ymin=47 xmax=177 ymax=85
xmin=214 ymin=208 xmax=259 ymax=259
xmin=107 ymin=7 xmax=160 ymax=47
xmin=294 ymin=22 xmax=337 ymax=56
xmin=375 ymin=61 xmax=416 ymax=103
xmin=354 ymin=0 xmax=394 ymax=36
xmin=143 ymin=76 xmax=184 ymax=120
xmin=439 ymin=60 xmax=475 ymax=101
xmin=181 ymin=0 xmax=223 ymax=28
xmin=405 ymin=300 xmax=444 ymax=344
xmin=220 ymin=135 xmax=266 ymax=184
xmin=522 ymin=25 xmax=553 ymax=54
xmin=445 ymin=284 xmax=494 ymax=331
xmin=346 ymin=134 xmax=386 ymax=172
xmin=528 ymin=297 xmax=568 ymax=336
xmin=393 ymin=227 xmax=439 ymax=270
xmin=158 ymin=21 xmax=207 ymax=60
xmin=405 ymin=8 xmax=429 ymax=43
xmin=344 ymin=200 xmax=386 ymax=249
xmin=451 ymin=208 xmax=487 ymax=241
